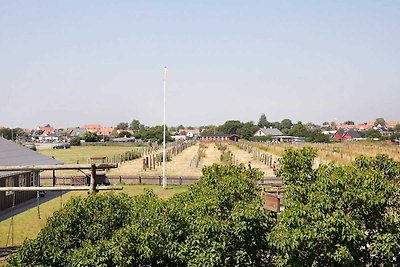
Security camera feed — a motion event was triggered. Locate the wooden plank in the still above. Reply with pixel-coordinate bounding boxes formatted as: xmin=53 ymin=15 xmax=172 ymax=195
xmin=0 ymin=186 xmax=123 ymax=191
xmin=0 ymin=163 xmax=118 ymax=172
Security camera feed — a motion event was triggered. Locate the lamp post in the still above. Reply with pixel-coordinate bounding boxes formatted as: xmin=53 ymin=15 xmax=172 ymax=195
xmin=162 ymin=67 xmax=167 ymax=189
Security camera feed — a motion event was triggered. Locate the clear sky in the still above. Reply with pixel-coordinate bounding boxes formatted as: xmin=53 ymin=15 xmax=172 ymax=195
xmin=1 ymin=1 xmax=399 ymax=129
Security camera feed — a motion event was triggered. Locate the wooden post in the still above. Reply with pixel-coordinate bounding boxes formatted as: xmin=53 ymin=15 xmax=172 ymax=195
xmin=89 ymin=164 xmax=97 ymax=194
xmin=52 ymin=170 xmax=56 ymax=187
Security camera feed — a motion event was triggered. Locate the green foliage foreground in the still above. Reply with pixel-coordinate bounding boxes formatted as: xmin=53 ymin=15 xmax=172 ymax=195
xmin=7 ymin=149 xmax=400 ymax=266
xmin=8 ymin=165 xmax=276 ymax=266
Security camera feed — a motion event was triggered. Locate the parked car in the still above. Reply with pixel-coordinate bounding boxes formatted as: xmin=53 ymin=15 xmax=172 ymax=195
xmin=53 ymin=143 xmax=71 ymax=149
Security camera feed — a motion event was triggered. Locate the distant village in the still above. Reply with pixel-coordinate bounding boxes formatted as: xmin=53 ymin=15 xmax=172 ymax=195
xmin=0 ymin=116 xmax=399 ymax=145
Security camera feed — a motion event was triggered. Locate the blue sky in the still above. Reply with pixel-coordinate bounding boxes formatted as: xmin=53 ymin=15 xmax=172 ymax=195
xmin=1 ymin=1 xmax=399 ymax=128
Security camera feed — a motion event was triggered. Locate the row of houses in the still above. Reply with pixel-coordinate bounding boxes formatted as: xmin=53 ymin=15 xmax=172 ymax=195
xmin=334 ymin=121 xmax=399 ymax=131
xmin=21 ymin=124 xmax=135 ymax=142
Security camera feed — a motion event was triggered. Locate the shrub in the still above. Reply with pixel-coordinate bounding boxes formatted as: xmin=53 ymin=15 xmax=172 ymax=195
xmin=69 ymin=136 xmax=81 ymax=146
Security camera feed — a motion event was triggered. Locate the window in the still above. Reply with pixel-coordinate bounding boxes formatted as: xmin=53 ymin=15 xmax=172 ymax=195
xmin=19 ymin=174 xmax=27 ymax=187
xmin=30 ymin=172 xmax=39 ymax=187
xmin=5 ymin=177 xmax=15 ymax=196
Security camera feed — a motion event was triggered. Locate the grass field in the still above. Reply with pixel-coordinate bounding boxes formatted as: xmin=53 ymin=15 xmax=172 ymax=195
xmin=246 ymin=141 xmax=400 ymax=165
xmin=0 ymin=185 xmax=186 ymax=247
xmin=38 ymin=146 xmax=142 ymax=177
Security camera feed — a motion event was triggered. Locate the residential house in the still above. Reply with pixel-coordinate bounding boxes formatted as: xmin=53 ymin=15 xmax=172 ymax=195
xmin=332 ymin=129 xmax=361 ymax=141
xmin=98 ymin=127 xmax=117 ymax=137
xmin=0 ymin=138 xmax=61 ymax=211
xmin=253 ymin=127 xmax=283 ymax=137
xmin=332 ymin=129 xmax=346 ymax=140
xmin=178 ymin=128 xmax=200 ymax=138
xmin=386 ymin=121 xmax=399 ymax=129
xmin=69 ymin=128 xmax=87 ymax=138
xmin=82 ymin=124 xmax=102 ymax=133
xmin=342 ymin=130 xmax=362 ymax=140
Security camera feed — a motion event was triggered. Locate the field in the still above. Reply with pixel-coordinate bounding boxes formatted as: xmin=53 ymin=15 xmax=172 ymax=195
xmin=242 ymin=141 xmax=400 ymax=165
xmin=38 ymin=145 xmax=142 ymax=177
xmin=0 ymin=185 xmax=186 ymax=247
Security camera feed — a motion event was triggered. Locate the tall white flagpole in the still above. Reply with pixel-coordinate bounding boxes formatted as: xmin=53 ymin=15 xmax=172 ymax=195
xmin=162 ymin=66 xmax=167 ymax=189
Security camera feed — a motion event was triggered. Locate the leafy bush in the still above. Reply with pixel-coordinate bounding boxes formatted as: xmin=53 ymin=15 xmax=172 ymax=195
xmin=271 ymin=148 xmax=400 ymax=266
xmin=69 ymin=136 xmax=81 ymax=146
xmin=8 ymin=164 xmax=276 ymax=266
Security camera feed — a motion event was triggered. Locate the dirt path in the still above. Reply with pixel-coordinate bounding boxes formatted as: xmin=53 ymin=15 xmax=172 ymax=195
xmin=228 ymin=145 xmax=276 ymax=177
xmin=108 ymin=143 xmax=226 ymax=177
xmin=109 ymin=144 xmax=201 ymax=177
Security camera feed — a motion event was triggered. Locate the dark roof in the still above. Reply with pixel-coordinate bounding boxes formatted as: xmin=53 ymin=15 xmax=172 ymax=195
xmin=345 ymin=130 xmax=361 ymax=138
xmin=0 ymin=138 xmax=62 ymax=178
xmin=336 ymin=128 xmax=345 ymax=135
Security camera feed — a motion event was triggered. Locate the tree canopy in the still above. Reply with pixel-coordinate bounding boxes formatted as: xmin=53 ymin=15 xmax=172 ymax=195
xmin=115 ymin=122 xmax=129 ymax=130
xmin=258 ymin=114 xmax=270 ymax=128
xmin=272 ymin=148 xmax=400 ymax=266
xmin=8 ymin=164 xmax=276 ymax=266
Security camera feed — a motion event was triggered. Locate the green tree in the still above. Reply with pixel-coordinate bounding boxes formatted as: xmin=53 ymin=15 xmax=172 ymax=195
xmin=258 ymin=114 xmax=270 ymax=128
xmin=9 ymin=165 xmax=277 ymax=266
xmin=270 ymin=121 xmax=282 ymax=130
xmin=280 ymin=119 xmax=293 ymax=130
xmin=288 ymin=123 xmax=311 ymax=137
xmin=129 ymin=119 xmax=144 ymax=131
xmin=82 ymin=131 xmax=99 ymax=142
xmin=307 ymin=130 xmax=330 ymax=143
xmin=0 ymin=128 xmax=12 ymax=140
xmin=374 ymin=117 xmax=386 ymax=127
xmin=271 ymin=148 xmax=400 ymax=266
xmin=394 ymin=123 xmax=400 ymax=132
xmin=69 ymin=136 xmax=81 ymax=146
xmin=237 ymin=121 xmax=259 ymax=140
xmin=115 ymin=122 xmax=129 ymax=130
xmin=365 ymin=128 xmax=382 ymax=139
xmin=117 ymin=131 xmax=132 ymax=138
xmin=219 ymin=120 xmax=243 ymax=134
xmin=141 ymin=125 xmax=173 ymax=144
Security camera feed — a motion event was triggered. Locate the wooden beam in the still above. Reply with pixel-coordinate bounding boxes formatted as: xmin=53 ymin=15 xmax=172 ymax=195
xmin=89 ymin=163 xmax=96 ymax=194
xmin=0 ymin=163 xmax=118 ymax=172
xmin=0 ymin=186 xmax=123 ymax=192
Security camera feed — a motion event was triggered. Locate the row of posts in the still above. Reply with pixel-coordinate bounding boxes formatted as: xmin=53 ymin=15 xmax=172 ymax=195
xmin=143 ymin=142 xmax=193 ymax=171
xmin=238 ymin=141 xmax=273 ymax=167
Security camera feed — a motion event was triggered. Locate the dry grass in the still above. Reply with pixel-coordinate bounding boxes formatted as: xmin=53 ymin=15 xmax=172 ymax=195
xmin=252 ymin=141 xmax=400 ymax=165
xmin=109 ymin=143 xmax=224 ymax=177
xmin=0 ymin=185 xmax=186 ymax=247
xmin=228 ymin=145 xmax=276 ymax=176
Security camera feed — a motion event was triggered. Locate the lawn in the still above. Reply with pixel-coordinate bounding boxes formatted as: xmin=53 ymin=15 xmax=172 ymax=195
xmin=38 ymin=145 xmax=143 ymax=177
xmin=0 ymin=185 xmax=187 ymax=247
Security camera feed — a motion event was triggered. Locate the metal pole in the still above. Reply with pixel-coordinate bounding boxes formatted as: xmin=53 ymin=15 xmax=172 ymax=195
xmin=162 ymin=66 xmax=167 ymax=189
